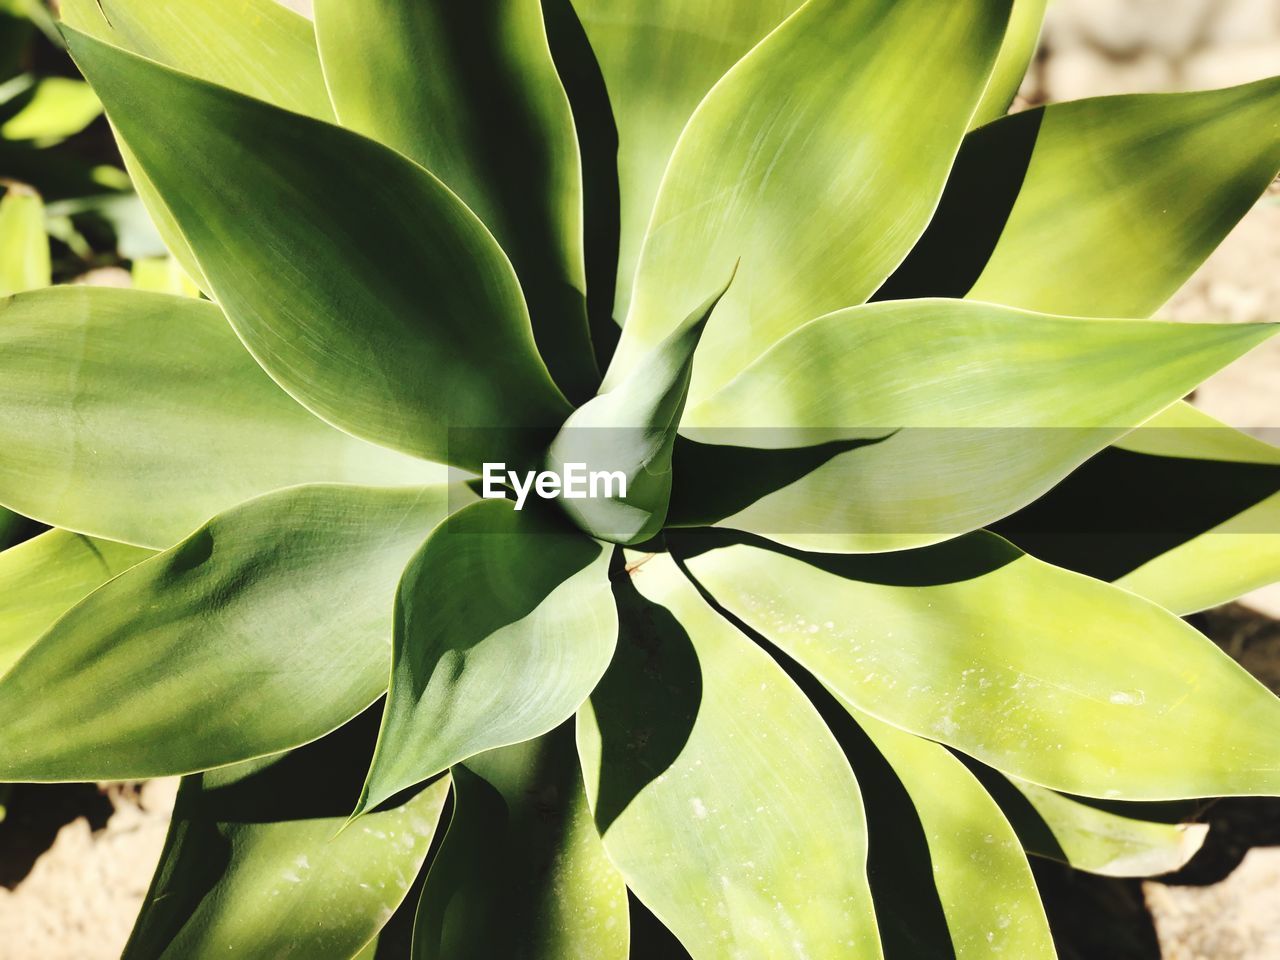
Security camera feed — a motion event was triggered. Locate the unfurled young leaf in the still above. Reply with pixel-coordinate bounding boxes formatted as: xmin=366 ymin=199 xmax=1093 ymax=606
xmin=7 ymin=1 xmax=1278 ymax=955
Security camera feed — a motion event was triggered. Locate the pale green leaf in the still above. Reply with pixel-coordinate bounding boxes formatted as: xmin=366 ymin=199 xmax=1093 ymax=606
xmin=578 ymin=554 xmax=881 ymax=958
xmin=315 ymin=0 xmax=598 ymax=402
xmin=67 ymin=29 xmax=571 ymax=469
xmin=0 ymin=484 xmax=460 ymax=781
xmin=119 ymin=141 xmax=210 ymax=293
xmin=358 ymin=500 xmax=615 ymax=814
xmin=680 ymin=299 xmax=1275 ymax=553
xmin=994 ymin=402 xmax=1280 ymax=614
xmin=547 ymin=272 xmax=733 ymax=544
xmin=0 ymin=286 xmax=442 ymax=548
xmin=1115 ymin=405 xmax=1280 ymax=613
xmin=0 ymin=530 xmax=151 ymax=678
xmin=0 ymin=186 xmax=49 ymax=295
xmin=59 ymin=0 xmax=334 ymax=120
xmin=996 ymin=775 xmax=1208 ymax=878
xmin=413 ymin=727 xmax=628 ymax=960
xmin=683 ymin=533 xmax=1280 ymax=799
xmin=569 ymin=0 xmax=801 ymax=322
xmin=124 ymin=710 xmax=450 ymax=960
xmin=850 ymin=709 xmax=1055 ymax=958
xmin=970 ymin=0 xmax=1047 ymax=128
xmin=881 ymin=78 xmax=1280 ymax=314
xmin=607 ymin=0 xmax=1013 ymax=403
xmin=0 ymin=76 xmax=101 ymax=141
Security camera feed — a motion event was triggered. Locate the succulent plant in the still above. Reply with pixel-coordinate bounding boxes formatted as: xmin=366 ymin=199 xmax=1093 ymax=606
xmin=1 ymin=0 xmax=1279 ymax=957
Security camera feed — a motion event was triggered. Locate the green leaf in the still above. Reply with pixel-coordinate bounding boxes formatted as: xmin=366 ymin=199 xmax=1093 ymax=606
xmin=569 ymin=0 xmax=801 ymax=323
xmin=0 ymin=484 xmax=459 ymax=781
xmin=124 ymin=709 xmax=450 ymax=960
xmin=1114 ymin=405 xmax=1280 ymax=612
xmin=880 ymin=78 xmax=1280 ymax=313
xmin=990 ymin=774 xmax=1208 ymax=878
xmin=849 ymin=708 xmax=1055 ymax=958
xmin=0 ymin=286 xmax=442 ymax=548
xmin=681 ymin=299 xmax=1275 ymax=553
xmin=118 ymin=141 xmax=210 ymax=292
xmin=970 ymin=0 xmax=1047 ymax=128
xmin=0 ymin=185 xmax=49 ymax=296
xmin=58 ymin=0 xmax=334 ymax=120
xmin=606 ymin=0 xmax=1013 ymax=403
xmin=0 ymin=530 xmax=151 ymax=678
xmin=578 ymin=555 xmax=881 ymax=958
xmin=994 ymin=402 xmax=1280 ymax=614
xmin=683 ymin=533 xmax=1280 ymax=799
xmin=0 ymin=77 xmax=101 ymax=141
xmin=358 ymin=500 xmax=615 ymax=814
xmin=67 ymin=29 xmax=571 ymax=470
xmin=315 ymin=0 xmax=598 ymax=403
xmin=413 ymin=726 xmax=627 ymax=960
xmin=546 ymin=272 xmax=733 ymax=544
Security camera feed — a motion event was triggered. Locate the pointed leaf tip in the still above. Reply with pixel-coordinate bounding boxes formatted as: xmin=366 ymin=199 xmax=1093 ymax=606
xmin=546 ymin=267 xmax=738 ymax=544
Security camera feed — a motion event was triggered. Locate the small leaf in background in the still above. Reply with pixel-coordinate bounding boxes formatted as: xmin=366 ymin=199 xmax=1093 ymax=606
xmin=684 ymin=533 xmax=1280 ymax=799
xmin=358 ymin=499 xmax=615 ymax=814
xmin=129 ymin=256 xmax=200 ymax=296
xmin=0 ymin=484 xmax=459 ymax=781
xmin=578 ymin=555 xmax=881 ymax=958
xmin=414 ymin=725 xmax=628 ymax=960
xmin=0 ymin=76 xmax=101 ymax=142
xmin=0 ymin=287 xmax=444 ymax=548
xmin=682 ymin=300 xmax=1275 ymax=552
xmin=67 ymin=29 xmax=571 ymax=469
xmin=0 ymin=184 xmax=50 ymax=295
xmin=0 ymin=529 xmax=151 ymax=678
xmin=608 ymin=0 xmax=1013 ymax=403
xmin=123 ymin=707 xmax=450 ymax=960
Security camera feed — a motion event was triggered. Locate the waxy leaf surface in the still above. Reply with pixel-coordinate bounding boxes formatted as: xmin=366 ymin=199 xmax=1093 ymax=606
xmin=124 ymin=710 xmax=450 ymax=960
xmin=68 ymin=30 xmax=570 ymax=470
xmin=0 ymin=530 xmax=151 ymax=678
xmin=316 ymin=0 xmax=598 ymax=401
xmin=610 ymin=0 xmax=1012 ymax=402
xmin=578 ymin=555 xmax=881 ymax=959
xmin=359 ymin=499 xmax=615 ymax=813
xmin=0 ymin=484 xmax=458 ymax=781
xmin=414 ymin=728 xmax=627 ymax=960
xmin=682 ymin=299 xmax=1275 ymax=552
xmin=0 ymin=287 xmax=440 ymax=548
xmin=685 ymin=534 xmax=1280 ymax=799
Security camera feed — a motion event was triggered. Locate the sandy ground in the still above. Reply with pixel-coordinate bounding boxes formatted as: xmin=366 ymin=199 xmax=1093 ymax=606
xmin=0 ymin=1 xmax=1277 ymax=958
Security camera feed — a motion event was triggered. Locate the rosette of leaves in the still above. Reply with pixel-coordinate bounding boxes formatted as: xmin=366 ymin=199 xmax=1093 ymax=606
xmin=1 ymin=0 xmax=1280 ymax=957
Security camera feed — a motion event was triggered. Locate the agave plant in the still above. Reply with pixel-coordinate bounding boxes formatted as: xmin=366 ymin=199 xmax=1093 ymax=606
xmin=1 ymin=0 xmax=1279 ymax=956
